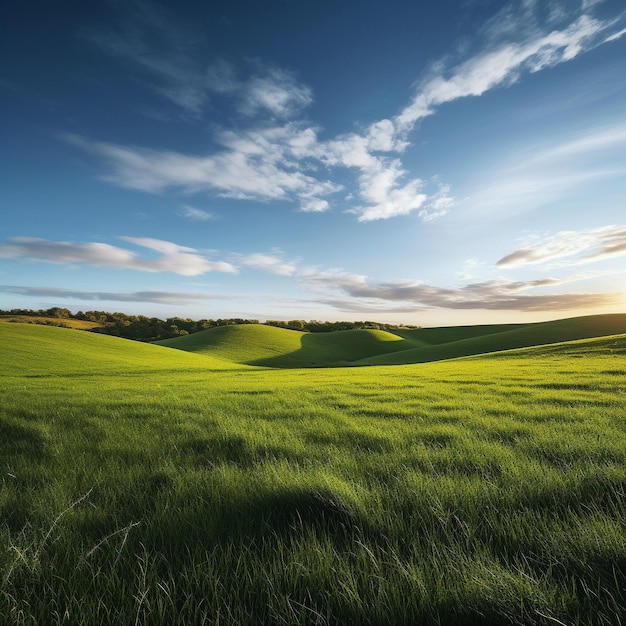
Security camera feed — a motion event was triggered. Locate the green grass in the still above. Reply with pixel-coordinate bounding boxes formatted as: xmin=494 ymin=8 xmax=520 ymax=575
xmin=1 ymin=323 xmax=626 ymax=624
xmin=156 ymin=314 xmax=626 ymax=368
xmin=155 ymin=324 xmax=412 ymax=367
xmin=359 ymin=313 xmax=626 ymax=365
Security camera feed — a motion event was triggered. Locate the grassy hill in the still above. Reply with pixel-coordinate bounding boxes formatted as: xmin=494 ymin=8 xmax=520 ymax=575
xmin=1 ymin=323 xmax=626 ymax=624
xmin=155 ymin=313 xmax=626 ymax=368
xmin=154 ymin=323 xmax=304 ymax=364
xmin=0 ymin=322 xmax=240 ymax=377
xmin=356 ymin=313 xmax=626 ymax=364
xmin=155 ymin=324 xmax=413 ymax=367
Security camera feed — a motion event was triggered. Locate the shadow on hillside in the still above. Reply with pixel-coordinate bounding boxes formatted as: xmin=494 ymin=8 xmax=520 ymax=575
xmin=249 ymin=331 xmax=415 ymax=368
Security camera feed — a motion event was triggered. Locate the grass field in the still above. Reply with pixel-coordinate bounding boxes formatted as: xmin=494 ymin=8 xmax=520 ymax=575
xmin=1 ymin=321 xmax=626 ymax=624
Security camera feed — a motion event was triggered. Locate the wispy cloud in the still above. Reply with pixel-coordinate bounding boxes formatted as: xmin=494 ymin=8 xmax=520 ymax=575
xmin=461 ymin=121 xmax=626 ymax=218
xmin=497 ymin=225 xmax=626 ymax=267
xmin=65 ymin=129 xmax=339 ymax=211
xmin=238 ymin=252 xmax=298 ymax=276
xmin=0 ymin=285 xmax=229 ymax=305
xmin=90 ymin=3 xmax=315 ymax=120
xmin=182 ymin=205 xmax=215 ymax=221
xmin=396 ymin=12 xmax=626 ymax=131
xmin=239 ymin=68 xmax=313 ymax=119
xmin=88 ymin=1 xmax=211 ymax=115
xmin=305 ymin=271 xmax=619 ymax=312
xmin=0 ymin=236 xmax=237 ymax=276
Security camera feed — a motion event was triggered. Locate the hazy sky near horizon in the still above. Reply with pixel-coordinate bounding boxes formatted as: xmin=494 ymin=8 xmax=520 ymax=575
xmin=1 ymin=0 xmax=625 ymax=326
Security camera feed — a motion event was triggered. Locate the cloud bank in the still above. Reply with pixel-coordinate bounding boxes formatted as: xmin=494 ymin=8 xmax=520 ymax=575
xmin=0 ymin=285 xmax=227 ymax=305
xmin=0 ymin=237 xmax=236 ymax=276
xmin=306 ymin=271 xmax=619 ymax=312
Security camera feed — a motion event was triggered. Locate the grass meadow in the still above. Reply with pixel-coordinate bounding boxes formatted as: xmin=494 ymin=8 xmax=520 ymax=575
xmin=1 ymin=323 xmax=626 ymax=624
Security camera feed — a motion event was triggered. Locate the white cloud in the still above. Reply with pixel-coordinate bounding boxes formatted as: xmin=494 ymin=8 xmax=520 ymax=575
xmin=66 ymin=131 xmax=340 ymax=212
xmin=239 ymin=252 xmax=298 ymax=276
xmin=0 ymin=237 xmax=237 ymax=276
xmin=66 ymin=129 xmax=341 ymax=210
xmin=395 ymin=13 xmax=625 ymax=132
xmin=527 ymin=122 xmax=626 ymax=164
xmin=318 ymin=135 xmax=432 ymax=222
xmin=354 ymin=162 xmax=427 ymax=222
xmin=240 ymin=68 xmax=313 ymax=118
xmin=419 ymin=183 xmax=455 ymax=222
xmin=91 ymin=5 xmax=316 ymax=120
xmin=299 ymin=197 xmax=329 ymax=213
xmin=604 ymin=26 xmax=626 ymax=43
xmin=497 ymin=225 xmax=626 ymax=267
xmin=182 ymin=205 xmax=214 ymax=221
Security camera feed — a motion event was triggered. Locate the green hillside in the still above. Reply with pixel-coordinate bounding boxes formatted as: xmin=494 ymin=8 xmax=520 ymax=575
xmin=154 ymin=314 xmax=626 ymax=368
xmin=155 ymin=324 xmax=412 ymax=367
xmin=358 ymin=313 xmax=626 ymax=365
xmin=0 ymin=322 xmax=239 ymax=377
xmin=395 ymin=322 xmax=523 ymax=345
xmin=154 ymin=323 xmax=304 ymax=364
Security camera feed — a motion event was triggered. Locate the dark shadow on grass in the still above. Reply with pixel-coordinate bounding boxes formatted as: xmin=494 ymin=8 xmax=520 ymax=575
xmin=249 ymin=331 xmax=415 ymax=368
xmin=219 ymin=487 xmax=364 ymax=540
xmin=0 ymin=418 xmax=48 ymax=460
xmin=139 ymin=484 xmax=373 ymax=565
xmin=180 ymin=434 xmax=307 ymax=466
xmin=304 ymin=430 xmax=394 ymax=453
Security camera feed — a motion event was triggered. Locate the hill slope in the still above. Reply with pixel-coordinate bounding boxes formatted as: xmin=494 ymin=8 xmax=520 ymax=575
xmin=358 ymin=313 xmax=626 ymax=365
xmin=154 ymin=314 xmax=626 ymax=368
xmin=0 ymin=322 xmax=240 ymax=377
xmin=155 ymin=324 xmax=413 ymax=367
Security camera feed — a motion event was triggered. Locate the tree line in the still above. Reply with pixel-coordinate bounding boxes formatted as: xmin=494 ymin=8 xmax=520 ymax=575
xmin=1 ymin=308 xmax=419 ymax=342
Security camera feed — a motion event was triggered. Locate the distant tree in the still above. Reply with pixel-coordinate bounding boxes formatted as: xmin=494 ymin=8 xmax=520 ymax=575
xmin=46 ymin=307 xmax=71 ymax=318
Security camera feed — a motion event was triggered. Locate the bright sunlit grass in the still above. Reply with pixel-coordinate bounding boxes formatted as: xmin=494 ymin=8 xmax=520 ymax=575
xmin=1 ymin=323 xmax=625 ymax=624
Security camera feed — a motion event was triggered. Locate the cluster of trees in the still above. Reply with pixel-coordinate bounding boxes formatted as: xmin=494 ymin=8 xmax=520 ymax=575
xmin=0 ymin=309 xmax=259 ymax=341
xmin=90 ymin=315 xmax=260 ymax=342
xmin=1 ymin=308 xmax=419 ymax=341
xmin=265 ymin=320 xmax=419 ymax=332
xmin=3 ymin=307 xmax=75 ymax=319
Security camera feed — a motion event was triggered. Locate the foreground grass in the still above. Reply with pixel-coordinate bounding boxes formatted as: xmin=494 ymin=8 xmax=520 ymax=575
xmin=1 ymin=324 xmax=626 ymax=624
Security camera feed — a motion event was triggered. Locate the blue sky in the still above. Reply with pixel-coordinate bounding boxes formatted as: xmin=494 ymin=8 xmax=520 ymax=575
xmin=1 ymin=0 xmax=625 ymax=326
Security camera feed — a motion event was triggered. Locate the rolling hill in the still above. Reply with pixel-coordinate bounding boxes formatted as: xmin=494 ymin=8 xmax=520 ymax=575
xmin=154 ymin=324 xmax=414 ymax=367
xmin=0 ymin=322 xmax=239 ymax=377
xmin=155 ymin=313 xmax=626 ymax=368
xmin=357 ymin=313 xmax=626 ymax=365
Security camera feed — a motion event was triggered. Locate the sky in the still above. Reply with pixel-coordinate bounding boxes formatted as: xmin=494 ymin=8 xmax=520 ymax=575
xmin=1 ymin=0 xmax=625 ymax=327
